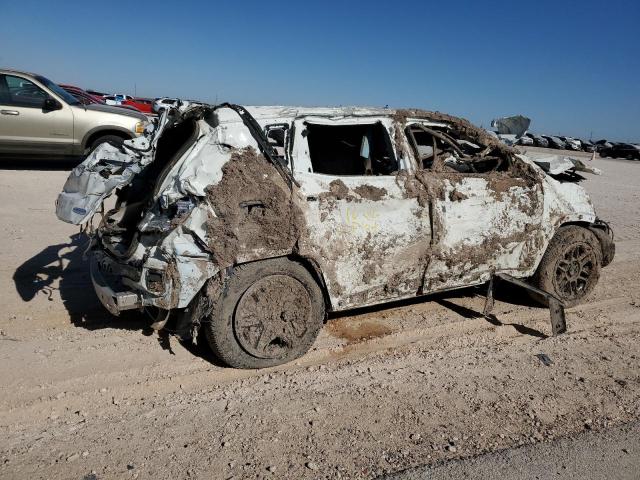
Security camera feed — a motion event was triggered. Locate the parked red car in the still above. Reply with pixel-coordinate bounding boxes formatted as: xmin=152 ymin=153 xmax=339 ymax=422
xmin=122 ymin=98 xmax=154 ymax=114
xmin=61 ymin=84 xmax=143 ymax=113
xmin=59 ymin=84 xmax=105 ymax=105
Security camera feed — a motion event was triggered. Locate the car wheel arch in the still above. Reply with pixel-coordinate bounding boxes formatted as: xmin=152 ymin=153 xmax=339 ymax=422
xmin=82 ymin=127 xmax=133 ymax=152
xmin=542 ymin=220 xmax=614 ymax=270
xmin=173 ymin=253 xmax=333 ymax=336
xmin=225 ymin=254 xmax=333 ymax=312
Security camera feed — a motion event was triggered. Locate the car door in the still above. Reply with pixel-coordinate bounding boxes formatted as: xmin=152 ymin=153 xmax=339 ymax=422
xmin=0 ymin=74 xmax=74 ymax=155
xmin=290 ymin=116 xmax=432 ymax=310
xmin=405 ymin=123 xmax=544 ymax=292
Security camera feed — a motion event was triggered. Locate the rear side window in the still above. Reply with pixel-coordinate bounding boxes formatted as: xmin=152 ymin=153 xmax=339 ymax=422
xmin=3 ymin=75 xmax=47 ymax=108
xmin=306 ymin=122 xmax=397 ymax=176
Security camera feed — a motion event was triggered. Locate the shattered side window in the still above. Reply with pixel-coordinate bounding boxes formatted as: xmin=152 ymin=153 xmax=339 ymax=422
xmin=265 ymin=124 xmax=288 ymax=159
xmin=306 ymin=122 xmax=398 ymax=176
xmin=407 ymin=124 xmax=508 ymax=174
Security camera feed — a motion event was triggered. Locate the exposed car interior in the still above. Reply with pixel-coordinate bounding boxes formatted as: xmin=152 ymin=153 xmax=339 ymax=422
xmin=305 ymin=122 xmax=398 ymax=176
xmin=406 ymin=123 xmax=509 ymax=174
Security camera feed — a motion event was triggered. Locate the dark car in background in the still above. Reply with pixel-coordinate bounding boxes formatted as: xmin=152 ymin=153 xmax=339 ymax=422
xmin=542 ymin=135 xmax=567 ymax=150
xmin=525 ymin=133 xmax=550 ymax=148
xmin=594 ymin=139 xmax=613 ymax=152
xmin=599 ymin=143 xmax=640 ymax=160
xmin=580 ymin=139 xmax=595 ymax=153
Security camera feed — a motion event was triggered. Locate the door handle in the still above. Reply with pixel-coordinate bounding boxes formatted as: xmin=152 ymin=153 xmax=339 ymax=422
xmin=1 ymin=110 xmax=19 ymax=116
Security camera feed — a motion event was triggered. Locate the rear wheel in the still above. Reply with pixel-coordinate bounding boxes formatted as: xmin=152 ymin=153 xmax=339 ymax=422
xmin=530 ymin=226 xmax=602 ymax=307
xmin=204 ymin=258 xmax=325 ymax=369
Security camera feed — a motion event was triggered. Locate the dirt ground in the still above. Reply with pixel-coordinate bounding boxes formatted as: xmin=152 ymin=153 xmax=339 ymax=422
xmin=1 ymin=154 xmax=639 ymax=479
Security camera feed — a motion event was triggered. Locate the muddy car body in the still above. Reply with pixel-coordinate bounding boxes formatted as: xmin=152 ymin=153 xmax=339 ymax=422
xmin=56 ymin=104 xmax=614 ymax=368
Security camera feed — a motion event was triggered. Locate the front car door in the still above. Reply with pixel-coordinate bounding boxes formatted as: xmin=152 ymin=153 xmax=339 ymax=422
xmin=0 ymin=74 xmax=74 ymax=155
xmin=291 ymin=115 xmax=432 ymax=310
xmin=404 ymin=121 xmax=544 ymax=292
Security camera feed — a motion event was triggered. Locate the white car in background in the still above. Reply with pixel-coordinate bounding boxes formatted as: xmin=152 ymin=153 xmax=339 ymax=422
xmin=103 ymin=94 xmax=133 ymax=106
xmin=152 ymin=97 xmax=179 ymax=113
xmin=103 ymin=95 xmax=120 ymax=106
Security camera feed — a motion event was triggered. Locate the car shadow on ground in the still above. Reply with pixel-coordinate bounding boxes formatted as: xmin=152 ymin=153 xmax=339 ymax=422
xmin=12 ymin=232 xmax=148 ymax=331
xmin=13 ymin=233 xmax=548 ymax=365
xmin=12 ymin=232 xmax=225 ymax=361
xmin=329 ymin=282 xmax=548 ymax=339
xmin=435 ymin=298 xmax=547 ymax=339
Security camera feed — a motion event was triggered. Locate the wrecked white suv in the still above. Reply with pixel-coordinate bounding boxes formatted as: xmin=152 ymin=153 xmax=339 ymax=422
xmin=56 ymin=103 xmax=614 ymax=368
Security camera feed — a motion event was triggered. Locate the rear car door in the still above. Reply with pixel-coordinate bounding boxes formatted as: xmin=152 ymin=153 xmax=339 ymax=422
xmin=291 ymin=116 xmax=432 ymax=309
xmin=0 ymin=74 xmax=74 ymax=155
xmin=405 ymin=122 xmax=544 ymax=292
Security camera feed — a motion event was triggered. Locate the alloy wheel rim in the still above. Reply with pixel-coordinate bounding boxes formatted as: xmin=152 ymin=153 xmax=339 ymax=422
xmin=553 ymin=242 xmax=596 ymax=301
xmin=234 ymin=275 xmax=311 ymax=359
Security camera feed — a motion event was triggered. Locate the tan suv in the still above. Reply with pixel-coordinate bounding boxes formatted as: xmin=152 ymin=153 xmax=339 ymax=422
xmin=0 ymin=69 xmax=148 ymax=157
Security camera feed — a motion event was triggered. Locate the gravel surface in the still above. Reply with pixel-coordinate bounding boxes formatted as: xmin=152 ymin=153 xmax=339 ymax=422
xmin=390 ymin=420 xmax=640 ymax=480
xmin=1 ymin=155 xmax=639 ymax=479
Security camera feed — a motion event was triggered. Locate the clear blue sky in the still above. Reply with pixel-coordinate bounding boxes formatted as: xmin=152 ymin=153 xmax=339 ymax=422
xmin=2 ymin=0 xmax=638 ymax=141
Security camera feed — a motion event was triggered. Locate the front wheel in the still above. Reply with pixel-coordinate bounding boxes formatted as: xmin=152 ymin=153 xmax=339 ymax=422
xmin=88 ymin=134 xmax=125 ymax=154
xmin=530 ymin=226 xmax=602 ymax=307
xmin=204 ymin=258 xmax=325 ymax=369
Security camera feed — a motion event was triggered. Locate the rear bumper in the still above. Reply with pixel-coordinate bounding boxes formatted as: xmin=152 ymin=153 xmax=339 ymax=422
xmin=90 ymin=253 xmax=142 ymax=315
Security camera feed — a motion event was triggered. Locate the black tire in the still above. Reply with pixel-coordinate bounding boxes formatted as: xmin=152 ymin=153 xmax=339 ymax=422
xmin=89 ymin=134 xmax=125 ymax=153
xmin=530 ymin=226 xmax=602 ymax=307
xmin=204 ymin=258 xmax=325 ymax=369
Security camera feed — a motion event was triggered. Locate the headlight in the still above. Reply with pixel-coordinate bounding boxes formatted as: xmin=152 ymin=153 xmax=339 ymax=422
xmin=134 ymin=121 xmax=146 ymax=134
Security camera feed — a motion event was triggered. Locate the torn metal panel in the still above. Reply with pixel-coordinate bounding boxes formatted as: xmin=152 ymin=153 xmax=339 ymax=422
xmin=527 ymin=153 xmax=603 ymax=177
xmin=56 ymin=107 xmax=177 ymax=224
xmin=491 ymin=115 xmax=531 ymax=137
xmin=56 ymin=140 xmax=148 ymax=225
xmin=423 ymin=173 xmax=545 ymax=291
xmin=295 ymin=172 xmax=431 ymax=309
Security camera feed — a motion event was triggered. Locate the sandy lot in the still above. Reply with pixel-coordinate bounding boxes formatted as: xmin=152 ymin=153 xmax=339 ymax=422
xmin=1 ymin=155 xmax=639 ymax=479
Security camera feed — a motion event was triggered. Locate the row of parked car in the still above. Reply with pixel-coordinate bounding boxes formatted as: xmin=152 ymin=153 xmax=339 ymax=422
xmin=58 ymin=84 xmax=179 ymax=116
xmin=515 ymin=133 xmax=640 ymax=160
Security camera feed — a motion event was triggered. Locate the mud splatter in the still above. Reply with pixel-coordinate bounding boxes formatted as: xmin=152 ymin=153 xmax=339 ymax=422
xmin=393 ymin=122 xmax=406 ymax=160
xmin=392 ymin=108 xmax=516 ymax=157
xmin=448 ymin=189 xmax=468 ymax=202
xmin=205 ymin=147 xmax=306 ymax=267
xmin=487 ymin=173 xmax=529 ymax=201
xmin=354 ymin=185 xmax=387 ymax=201
xmin=362 ymin=263 xmax=377 ymax=284
xmin=319 ymin=179 xmax=357 ymax=203
xmin=396 ymin=171 xmax=430 ymax=208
